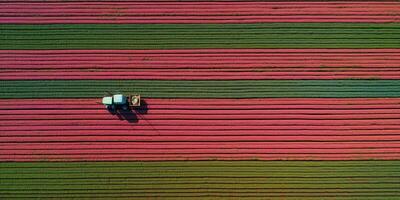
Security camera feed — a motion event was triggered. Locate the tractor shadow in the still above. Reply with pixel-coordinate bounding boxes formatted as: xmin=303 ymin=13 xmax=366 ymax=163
xmin=107 ymin=100 xmax=149 ymax=123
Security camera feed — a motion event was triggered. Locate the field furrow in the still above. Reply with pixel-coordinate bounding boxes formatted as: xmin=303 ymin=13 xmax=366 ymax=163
xmin=1 ymin=161 xmax=399 ymax=199
xmin=2 ymin=49 xmax=400 ymax=80
xmin=2 ymin=23 xmax=400 ymax=49
xmin=1 ymin=98 xmax=400 ymax=161
xmin=1 ymin=1 xmax=399 ymax=23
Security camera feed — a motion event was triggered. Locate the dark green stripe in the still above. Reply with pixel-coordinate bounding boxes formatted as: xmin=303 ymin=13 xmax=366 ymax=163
xmin=1 ymin=161 xmax=399 ymax=199
xmin=1 ymin=80 xmax=400 ymax=98
xmin=1 ymin=23 xmax=399 ymax=49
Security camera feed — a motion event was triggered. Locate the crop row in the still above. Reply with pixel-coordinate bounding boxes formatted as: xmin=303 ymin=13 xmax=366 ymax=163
xmin=2 ymin=98 xmax=400 ymax=161
xmin=2 ymin=80 xmax=400 ymax=98
xmin=1 ymin=161 xmax=399 ymax=198
xmin=1 ymin=1 xmax=399 ymax=24
xmin=3 ymin=49 xmax=400 ymax=80
xmin=1 ymin=23 xmax=400 ymax=49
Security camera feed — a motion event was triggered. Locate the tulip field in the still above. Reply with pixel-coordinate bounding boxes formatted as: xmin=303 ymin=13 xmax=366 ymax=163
xmin=1 ymin=1 xmax=400 ymax=199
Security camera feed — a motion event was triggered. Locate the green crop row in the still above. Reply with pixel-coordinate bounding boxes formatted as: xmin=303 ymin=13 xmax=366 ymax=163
xmin=2 ymin=177 xmax=399 ymax=185
xmin=1 ymin=80 xmax=400 ymax=98
xmin=1 ymin=194 xmax=400 ymax=200
xmin=1 ymin=23 xmax=399 ymax=49
xmin=1 ymin=161 xmax=399 ymax=199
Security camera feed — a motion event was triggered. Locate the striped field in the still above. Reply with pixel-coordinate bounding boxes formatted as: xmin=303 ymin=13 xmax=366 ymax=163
xmin=2 ymin=98 xmax=400 ymax=161
xmin=1 ymin=0 xmax=400 ymax=199
xmin=1 ymin=1 xmax=399 ymax=23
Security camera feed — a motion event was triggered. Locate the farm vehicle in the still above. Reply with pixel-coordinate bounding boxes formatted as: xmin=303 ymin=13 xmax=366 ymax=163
xmin=102 ymin=93 xmax=141 ymax=111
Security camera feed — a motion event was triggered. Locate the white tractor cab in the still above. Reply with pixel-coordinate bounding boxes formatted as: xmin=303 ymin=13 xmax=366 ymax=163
xmin=102 ymin=94 xmax=141 ymax=111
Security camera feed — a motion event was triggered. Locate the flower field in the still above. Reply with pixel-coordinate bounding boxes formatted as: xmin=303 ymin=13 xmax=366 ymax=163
xmin=1 ymin=0 xmax=400 ymax=199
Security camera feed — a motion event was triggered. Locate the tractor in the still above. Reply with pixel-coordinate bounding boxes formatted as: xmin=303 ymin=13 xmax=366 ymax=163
xmin=102 ymin=93 xmax=140 ymax=111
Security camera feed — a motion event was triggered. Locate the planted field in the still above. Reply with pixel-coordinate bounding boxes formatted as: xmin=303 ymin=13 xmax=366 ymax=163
xmin=2 ymin=23 xmax=400 ymax=49
xmin=2 ymin=80 xmax=400 ymax=98
xmin=1 ymin=1 xmax=399 ymax=23
xmin=2 ymin=49 xmax=400 ymax=80
xmin=2 ymin=98 xmax=400 ymax=161
xmin=1 ymin=161 xmax=400 ymax=199
xmin=1 ymin=0 xmax=400 ymax=198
